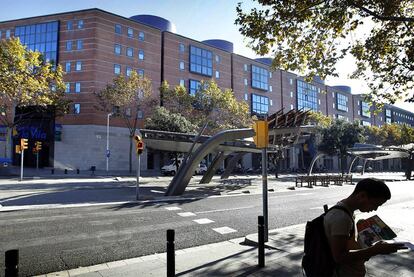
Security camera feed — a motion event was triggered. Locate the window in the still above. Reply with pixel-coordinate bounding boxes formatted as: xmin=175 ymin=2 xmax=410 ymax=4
xmin=189 ymin=79 xmax=201 ymax=96
xmin=361 ymin=101 xmax=371 ymax=117
xmin=126 ymin=67 xmax=132 ymax=77
xmin=125 ymin=108 xmax=131 ymax=117
xmin=5 ymin=30 xmax=10 ymax=39
xmin=75 ymin=82 xmax=81 ymax=93
xmin=251 ymin=65 xmax=268 ymax=90
xmin=215 ymin=55 xmax=220 ymax=63
xmin=137 ymin=69 xmax=144 ymax=77
xmin=270 ymin=100 xmax=273 ymax=106
xmin=78 ymin=20 xmax=84 ymax=29
xmin=75 ymin=61 xmax=82 ymax=71
xmin=65 ymin=83 xmax=70 ymax=93
xmin=127 ymin=27 xmax=133 ymax=38
xmin=215 ymin=71 xmax=220 ymax=79
xmin=269 ymin=72 xmax=272 ymax=78
xmin=189 ymin=45 xmax=212 ymax=76
xmin=362 ymin=120 xmax=371 ymax=127
xmin=137 ymin=110 xmax=143 ymax=119
xmin=290 ymin=91 xmax=293 ymax=98
xmin=74 ymin=103 xmax=80 ymax=114
xmin=385 ymin=109 xmax=392 ymax=117
xmin=114 ymin=64 xmax=121 ymax=75
xmin=0 ymin=31 xmax=2 ymax=38
xmin=67 ymin=21 xmax=73 ymax=30
xmin=115 ymin=24 xmax=122 ymax=34
xmin=290 ymin=104 xmax=294 ymax=110
xmin=179 ymin=43 xmax=185 ymax=53
xmin=179 ymin=61 xmax=185 ymax=70
xmin=114 ymin=44 xmax=121 ymax=55
xmin=386 ymin=117 xmax=392 ymax=123
xmin=65 ymin=62 xmax=71 ymax=72
xmin=126 ymin=47 xmax=133 ymax=57
xmin=179 ymin=79 xmax=185 ymax=87
xmin=138 ymin=31 xmax=145 ymax=41
xmin=290 ymin=79 xmax=293 ymax=85
xmin=337 ymin=114 xmax=346 ymax=120
xmin=244 ymin=93 xmax=248 ymax=101
xmin=244 ymin=79 xmax=248 ymax=86
xmin=138 ymin=50 xmax=144 ymax=60
xmin=269 ymin=85 xmax=272 ymax=92
xmin=251 ymin=94 xmax=269 ymax=115
xmin=244 ymin=64 xmax=248 ymax=71
xmin=66 ymin=41 xmax=72 ymax=51
xmin=337 ymin=93 xmax=349 ymax=112
xmin=77 ymin=40 xmax=83 ymax=50
xmin=297 ymin=80 xmax=318 ymax=112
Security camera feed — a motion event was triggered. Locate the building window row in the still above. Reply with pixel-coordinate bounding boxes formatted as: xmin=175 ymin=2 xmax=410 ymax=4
xmin=114 ymin=44 xmax=144 ymax=60
xmin=66 ymin=39 xmax=83 ymax=51
xmin=251 ymin=65 xmax=269 ymax=91
xmin=67 ymin=20 xmax=84 ymax=30
xmin=251 ymin=94 xmax=269 ymax=115
xmin=74 ymin=103 xmax=81 ymax=114
xmin=297 ymin=80 xmax=318 ymax=112
xmin=114 ymin=64 xmax=144 ymax=76
xmin=189 ymin=79 xmax=201 ymax=96
xmin=64 ymin=61 xmax=83 ymax=72
xmin=361 ymin=101 xmax=371 ymax=118
xmin=336 ymin=93 xmax=349 ymax=112
xmin=115 ymin=24 xmax=145 ymax=41
xmin=189 ymin=45 xmax=212 ymax=76
xmin=65 ymin=82 xmax=81 ymax=93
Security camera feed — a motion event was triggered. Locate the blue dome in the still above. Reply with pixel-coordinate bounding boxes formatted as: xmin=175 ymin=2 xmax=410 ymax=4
xmin=202 ymin=39 xmax=233 ymax=53
xmin=130 ymin=15 xmax=176 ymax=33
xmin=333 ymin=85 xmax=352 ymax=93
xmin=254 ymin=58 xmax=273 ymax=66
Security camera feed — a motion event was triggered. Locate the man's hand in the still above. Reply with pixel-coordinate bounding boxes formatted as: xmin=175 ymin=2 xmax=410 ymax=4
xmin=372 ymin=241 xmax=408 ymax=255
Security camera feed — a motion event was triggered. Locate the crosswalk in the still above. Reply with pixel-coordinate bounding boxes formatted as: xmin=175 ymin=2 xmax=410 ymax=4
xmin=165 ymin=206 xmax=238 ymax=235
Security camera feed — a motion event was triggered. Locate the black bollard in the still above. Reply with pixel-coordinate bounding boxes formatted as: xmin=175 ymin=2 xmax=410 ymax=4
xmin=51 ymin=168 xmax=54 ymax=174
xmin=258 ymin=216 xmax=265 ymax=267
xmin=64 ymin=169 xmax=68 ymax=174
xmin=167 ymin=229 xmax=175 ymax=277
xmin=76 ymin=169 xmax=80 ymax=174
xmin=5 ymin=249 xmax=19 ymax=277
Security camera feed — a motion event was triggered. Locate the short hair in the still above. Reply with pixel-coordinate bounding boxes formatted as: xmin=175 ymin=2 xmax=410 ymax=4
xmin=352 ymin=178 xmax=391 ymax=200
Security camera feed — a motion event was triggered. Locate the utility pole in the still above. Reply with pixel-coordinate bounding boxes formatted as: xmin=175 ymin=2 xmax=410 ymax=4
xmin=134 ymin=135 xmax=144 ymax=200
xmin=106 ymin=113 xmax=112 ymax=173
xmin=19 ymin=138 xmax=28 ymax=181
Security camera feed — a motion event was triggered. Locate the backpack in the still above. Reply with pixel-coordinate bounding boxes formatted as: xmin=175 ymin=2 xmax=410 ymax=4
xmin=302 ymin=205 xmax=354 ymax=277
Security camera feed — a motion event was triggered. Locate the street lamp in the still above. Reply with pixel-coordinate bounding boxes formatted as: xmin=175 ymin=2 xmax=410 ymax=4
xmin=106 ymin=113 xmax=113 ymax=173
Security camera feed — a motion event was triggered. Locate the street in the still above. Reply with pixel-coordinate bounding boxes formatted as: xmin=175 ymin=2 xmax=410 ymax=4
xmin=1 ymin=180 xmax=413 ymax=276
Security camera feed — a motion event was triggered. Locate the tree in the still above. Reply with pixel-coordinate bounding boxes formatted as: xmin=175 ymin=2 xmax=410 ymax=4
xmin=318 ymin=120 xmax=364 ymax=173
xmin=144 ymin=106 xmax=197 ymax=133
xmin=236 ymin=0 xmax=414 ymax=105
xmin=0 ymin=38 xmax=69 ymax=158
xmin=95 ymin=71 xmax=154 ymax=172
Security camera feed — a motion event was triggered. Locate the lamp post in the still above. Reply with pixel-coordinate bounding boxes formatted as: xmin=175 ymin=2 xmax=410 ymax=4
xmin=106 ymin=113 xmax=113 ymax=173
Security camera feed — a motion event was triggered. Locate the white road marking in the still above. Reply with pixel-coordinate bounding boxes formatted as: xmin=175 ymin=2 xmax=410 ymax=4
xmin=177 ymin=212 xmax=196 ymax=217
xmin=310 ymin=207 xmax=324 ymax=210
xmin=150 ymin=190 xmax=164 ymax=194
xmin=193 ymin=218 xmax=214 ymax=224
xmin=269 ymin=193 xmax=314 ymax=199
xmin=196 ymin=206 xmax=255 ymax=214
xmin=213 ymin=226 xmax=237 ymax=234
xmin=165 ymin=207 xmax=182 ymax=211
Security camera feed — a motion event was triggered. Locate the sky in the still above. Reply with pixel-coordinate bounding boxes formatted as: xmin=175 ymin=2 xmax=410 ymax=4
xmin=0 ymin=0 xmax=412 ymax=111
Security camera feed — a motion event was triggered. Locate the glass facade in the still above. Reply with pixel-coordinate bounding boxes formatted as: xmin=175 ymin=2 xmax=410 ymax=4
xmin=14 ymin=21 xmax=59 ymax=64
xmin=251 ymin=65 xmax=268 ymax=91
xmin=336 ymin=93 xmax=349 ymax=112
xmin=189 ymin=45 xmax=212 ymax=76
xmin=189 ymin=79 xmax=201 ymax=96
xmin=297 ymin=80 xmax=318 ymax=111
xmin=361 ymin=101 xmax=371 ymax=117
xmin=251 ymin=94 xmax=269 ymax=115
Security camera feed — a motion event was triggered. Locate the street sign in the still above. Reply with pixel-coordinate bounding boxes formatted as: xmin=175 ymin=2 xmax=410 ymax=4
xmin=106 ymin=149 xmax=110 ymax=158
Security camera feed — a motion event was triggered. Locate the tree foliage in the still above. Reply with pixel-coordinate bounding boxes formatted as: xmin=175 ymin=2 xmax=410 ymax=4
xmin=154 ymin=80 xmax=253 ymax=135
xmin=0 ymin=38 xmax=69 ymax=157
xmin=95 ymin=71 xmax=155 ymax=172
xmin=236 ymin=0 xmax=414 ymax=104
xmin=364 ymin=123 xmax=414 ymax=146
xmin=144 ymin=107 xmax=198 ymax=133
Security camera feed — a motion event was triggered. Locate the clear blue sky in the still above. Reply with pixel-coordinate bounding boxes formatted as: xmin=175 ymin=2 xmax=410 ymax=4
xmin=0 ymin=0 xmax=411 ymax=110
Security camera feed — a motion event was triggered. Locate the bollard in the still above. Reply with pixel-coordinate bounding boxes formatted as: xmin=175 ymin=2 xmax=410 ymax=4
xmin=5 ymin=249 xmax=19 ymax=277
xmin=258 ymin=216 xmax=265 ymax=267
xmin=51 ymin=168 xmax=54 ymax=174
xmin=166 ymin=229 xmax=175 ymax=277
xmin=323 ymin=204 xmax=329 ymax=213
xmin=76 ymin=169 xmax=80 ymax=174
xmin=64 ymin=169 xmax=68 ymax=174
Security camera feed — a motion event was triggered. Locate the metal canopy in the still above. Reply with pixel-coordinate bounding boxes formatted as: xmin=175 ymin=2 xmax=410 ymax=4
xmin=347 ymin=143 xmax=411 ymax=160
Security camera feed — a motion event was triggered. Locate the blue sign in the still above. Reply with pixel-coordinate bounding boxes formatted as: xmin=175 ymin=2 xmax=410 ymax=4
xmin=15 ymin=126 xmax=47 ymax=140
xmin=106 ymin=150 xmax=110 ymax=158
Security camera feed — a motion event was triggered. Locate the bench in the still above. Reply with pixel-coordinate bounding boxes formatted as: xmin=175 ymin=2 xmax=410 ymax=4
xmin=221 ymin=178 xmax=252 ymax=186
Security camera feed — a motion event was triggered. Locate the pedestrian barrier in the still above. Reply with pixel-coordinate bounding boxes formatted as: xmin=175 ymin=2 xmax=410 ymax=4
xmin=295 ymin=174 xmax=353 ymax=188
xmin=166 ymin=229 xmax=175 ymax=277
xmin=5 ymin=249 xmax=19 ymax=277
xmin=220 ymin=178 xmax=252 ymax=186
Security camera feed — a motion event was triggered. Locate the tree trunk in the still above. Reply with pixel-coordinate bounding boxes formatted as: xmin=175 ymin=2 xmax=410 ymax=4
xmin=129 ymin=135 xmax=133 ymax=173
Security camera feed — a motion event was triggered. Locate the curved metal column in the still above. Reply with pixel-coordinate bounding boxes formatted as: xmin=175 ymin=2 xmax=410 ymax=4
xmin=200 ymin=151 xmax=228 ymax=184
xmin=166 ymin=128 xmax=255 ymax=196
xmin=221 ymin=152 xmax=246 ymax=180
xmin=362 ymin=159 xmax=368 ymax=175
xmin=348 ymin=156 xmax=358 ymax=174
xmin=307 ymin=152 xmax=325 ymax=175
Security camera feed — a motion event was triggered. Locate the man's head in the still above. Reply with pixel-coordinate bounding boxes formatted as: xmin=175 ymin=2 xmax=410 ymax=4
xmin=351 ymin=178 xmax=391 ymax=212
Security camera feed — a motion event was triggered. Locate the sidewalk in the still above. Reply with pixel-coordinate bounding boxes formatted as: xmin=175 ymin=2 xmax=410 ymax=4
xmin=38 ymin=201 xmax=414 ymax=277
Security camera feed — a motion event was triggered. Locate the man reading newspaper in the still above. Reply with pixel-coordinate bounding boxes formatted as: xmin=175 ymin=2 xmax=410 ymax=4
xmin=324 ymin=178 xmax=408 ymax=276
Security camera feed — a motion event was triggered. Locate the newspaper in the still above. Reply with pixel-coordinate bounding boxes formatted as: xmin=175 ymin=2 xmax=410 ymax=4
xmin=357 ymin=215 xmax=397 ymax=247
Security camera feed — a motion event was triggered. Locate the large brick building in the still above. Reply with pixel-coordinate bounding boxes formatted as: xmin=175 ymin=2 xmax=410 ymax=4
xmin=1 ymin=8 xmax=413 ymax=172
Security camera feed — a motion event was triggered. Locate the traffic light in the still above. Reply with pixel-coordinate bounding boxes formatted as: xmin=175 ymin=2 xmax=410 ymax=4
xmin=15 ymin=145 xmax=21 ymax=154
xmin=134 ymin=135 xmax=145 ymax=155
xmin=20 ymin=138 xmax=28 ymax=150
xmin=35 ymin=141 xmax=42 ymax=151
xmin=253 ymin=120 xmax=269 ymax=148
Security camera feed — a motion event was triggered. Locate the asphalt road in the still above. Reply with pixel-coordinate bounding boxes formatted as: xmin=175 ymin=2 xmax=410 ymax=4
xmin=0 ymin=181 xmax=413 ymax=276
